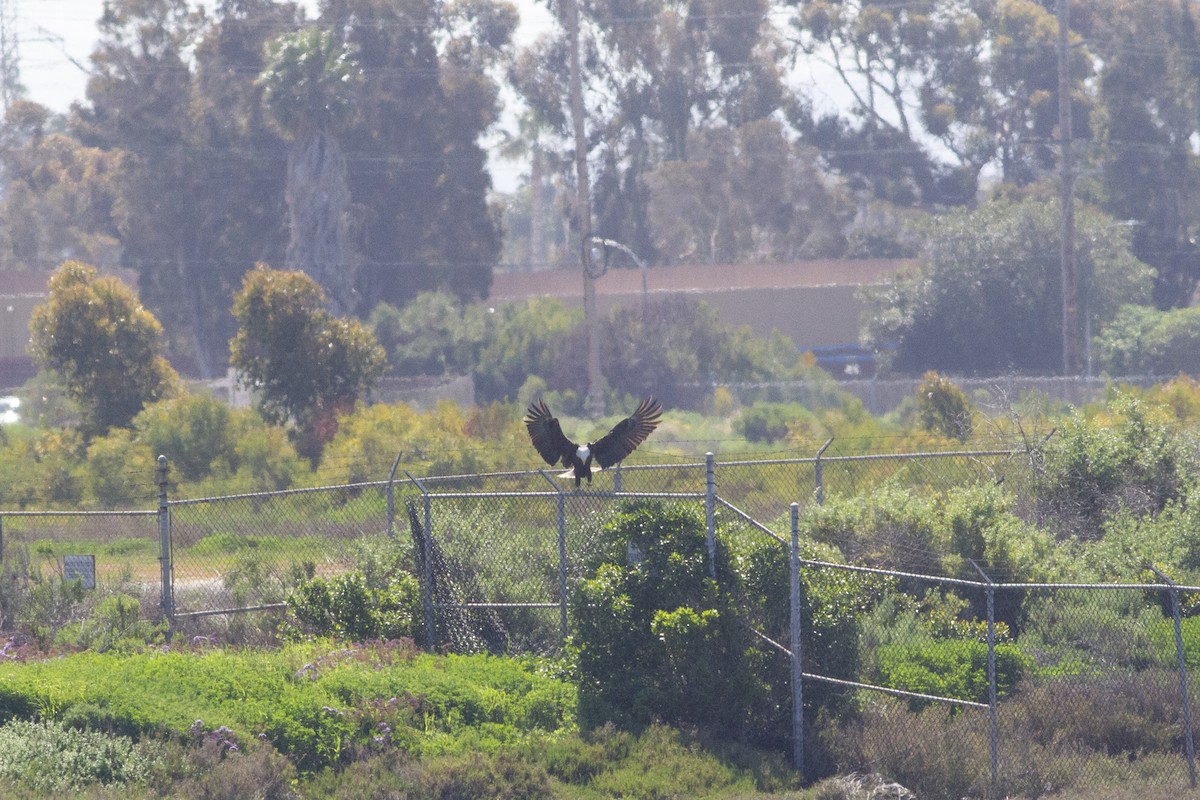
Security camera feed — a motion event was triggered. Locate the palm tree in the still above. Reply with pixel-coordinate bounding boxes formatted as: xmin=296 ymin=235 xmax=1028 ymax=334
xmin=257 ymin=26 xmax=362 ymax=314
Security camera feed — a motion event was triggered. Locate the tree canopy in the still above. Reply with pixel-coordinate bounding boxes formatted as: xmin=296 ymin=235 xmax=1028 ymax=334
xmin=3 ymin=0 xmax=1200 ymax=382
xmin=229 ymin=265 xmax=386 ymax=461
xmin=862 ymin=198 xmax=1155 ymax=375
xmin=29 ymin=261 xmax=179 ymax=436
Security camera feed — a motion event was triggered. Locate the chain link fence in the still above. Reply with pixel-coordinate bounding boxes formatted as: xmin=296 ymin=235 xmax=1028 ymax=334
xmin=6 ymin=444 xmax=1200 ymax=796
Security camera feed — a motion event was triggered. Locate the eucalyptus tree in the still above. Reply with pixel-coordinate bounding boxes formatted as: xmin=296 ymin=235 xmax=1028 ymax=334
xmin=72 ymin=0 xmax=305 ymax=378
xmin=1084 ymin=0 xmax=1200 ymax=309
xmin=73 ymin=0 xmax=220 ymax=373
xmin=781 ymin=0 xmax=1094 ymax=205
xmin=0 ymin=100 xmax=124 ymax=271
xmin=512 ymin=0 xmax=786 ymax=263
xmin=319 ymin=0 xmax=514 ymax=312
xmin=258 ymin=25 xmax=362 ymax=316
xmin=645 ymin=118 xmax=854 ymax=264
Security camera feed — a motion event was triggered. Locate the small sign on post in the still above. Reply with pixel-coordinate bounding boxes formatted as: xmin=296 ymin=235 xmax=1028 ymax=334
xmin=63 ymin=555 xmax=96 ymax=590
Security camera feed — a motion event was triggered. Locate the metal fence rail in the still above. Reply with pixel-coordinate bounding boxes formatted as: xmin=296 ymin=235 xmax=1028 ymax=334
xmin=6 ymin=443 xmax=1200 ymax=796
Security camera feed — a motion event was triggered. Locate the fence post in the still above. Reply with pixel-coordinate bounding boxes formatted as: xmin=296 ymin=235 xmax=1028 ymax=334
xmin=1152 ymin=566 xmax=1198 ymax=788
xmin=814 ymin=438 xmax=833 ymax=505
xmin=538 ymin=470 xmax=570 ymax=645
xmin=0 ymin=514 xmax=4 ymax=563
xmin=789 ymin=502 xmax=805 ymax=775
xmin=386 ymin=451 xmax=403 ymax=539
xmin=405 ymin=471 xmax=436 ymax=650
xmin=156 ymin=455 xmax=173 ymax=631
xmin=705 ymin=452 xmax=716 ymax=578
xmin=970 ymin=559 xmax=1000 ymax=795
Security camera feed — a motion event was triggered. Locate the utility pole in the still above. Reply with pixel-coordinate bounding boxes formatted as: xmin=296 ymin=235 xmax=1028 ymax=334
xmin=1057 ymin=0 xmax=1079 ymax=375
xmin=565 ymin=0 xmax=606 ymax=415
xmin=0 ymin=0 xmax=21 ymax=115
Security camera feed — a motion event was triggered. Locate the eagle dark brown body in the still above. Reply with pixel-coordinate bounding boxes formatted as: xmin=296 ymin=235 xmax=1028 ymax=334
xmin=523 ymin=396 xmax=663 ymax=486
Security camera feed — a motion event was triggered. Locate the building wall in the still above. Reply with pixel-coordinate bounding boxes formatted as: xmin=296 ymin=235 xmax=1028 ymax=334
xmin=0 ymin=272 xmax=54 ymax=389
xmin=490 ymin=259 xmax=908 ymax=352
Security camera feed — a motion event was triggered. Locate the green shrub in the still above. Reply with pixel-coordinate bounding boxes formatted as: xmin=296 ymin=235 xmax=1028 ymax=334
xmin=283 ymin=535 xmax=421 ymax=643
xmin=55 ymin=593 xmax=164 ymax=653
xmin=570 ymin=501 xmax=767 ymax=741
xmin=735 ymin=402 xmax=813 ymax=443
xmin=1038 ymin=392 xmax=1197 ymax=539
xmin=1094 ymin=303 xmax=1200 ymax=375
xmin=0 ymin=544 xmax=88 ymax=645
xmin=1019 ymin=589 xmax=1160 ymax=672
xmin=284 ymin=571 xmax=420 ymax=642
xmin=871 ymin=639 xmax=1030 ymax=707
xmin=133 ymin=392 xmax=237 ymax=483
xmin=736 ymin=532 xmax=891 ymax=737
xmin=916 ymin=371 xmax=973 ymax=441
xmin=0 ymin=718 xmax=160 ymax=792
xmin=368 ymin=292 xmax=493 ymax=378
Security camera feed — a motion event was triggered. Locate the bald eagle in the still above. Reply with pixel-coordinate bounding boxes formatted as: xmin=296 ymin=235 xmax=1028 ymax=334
xmin=524 ymin=396 xmax=663 ymax=487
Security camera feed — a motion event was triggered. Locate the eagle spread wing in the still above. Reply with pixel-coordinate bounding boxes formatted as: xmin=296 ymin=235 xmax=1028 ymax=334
xmin=591 ymin=396 xmax=663 ymax=468
xmin=523 ymin=399 xmax=577 ymax=468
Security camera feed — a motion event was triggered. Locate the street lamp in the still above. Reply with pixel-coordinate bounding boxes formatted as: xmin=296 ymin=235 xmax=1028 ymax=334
xmin=587 ymin=235 xmax=648 ymax=319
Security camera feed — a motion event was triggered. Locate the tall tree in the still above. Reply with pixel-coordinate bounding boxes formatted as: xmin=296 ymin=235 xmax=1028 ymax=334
xmin=184 ymin=0 xmax=304 ymax=359
xmin=258 ymin=25 xmax=362 ymax=315
xmin=783 ymin=0 xmax=1093 ymax=205
xmin=229 ymin=265 xmax=385 ymax=462
xmin=645 ymin=118 xmax=853 ymax=264
xmin=513 ymin=0 xmax=785 ymax=263
xmin=862 ymin=198 xmax=1154 ymax=375
xmin=29 ymin=261 xmax=179 ymax=436
xmin=320 ymin=0 xmax=513 ymax=312
xmin=1085 ymin=0 xmax=1200 ymax=309
xmin=72 ymin=0 xmax=216 ymax=373
xmin=0 ymin=100 xmax=124 ymax=270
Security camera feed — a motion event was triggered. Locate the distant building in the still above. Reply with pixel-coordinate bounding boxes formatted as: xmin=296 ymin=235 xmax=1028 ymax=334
xmin=0 ymin=267 xmax=139 ymax=391
xmin=490 ymin=259 xmax=909 ymax=377
xmin=0 ymin=270 xmax=53 ymax=390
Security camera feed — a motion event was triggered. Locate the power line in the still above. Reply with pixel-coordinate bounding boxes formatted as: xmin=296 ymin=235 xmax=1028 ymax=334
xmin=0 ymin=0 xmax=21 ymax=114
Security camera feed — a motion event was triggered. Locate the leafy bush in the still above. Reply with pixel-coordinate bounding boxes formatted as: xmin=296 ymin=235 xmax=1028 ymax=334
xmin=133 ymin=393 xmax=237 ymax=482
xmin=368 ymin=292 xmax=492 ymax=377
xmin=803 ymin=483 xmax=944 ymax=575
xmin=473 ymin=298 xmax=584 ymax=404
xmin=284 ymin=571 xmax=420 ymax=643
xmin=1038 ymin=392 xmax=1197 ymax=539
xmin=55 ymin=593 xmax=165 ymax=653
xmin=314 ymin=402 xmax=510 ymax=484
xmin=0 ymin=718 xmax=160 ymax=792
xmin=0 ymin=544 xmax=88 ymax=645
xmin=570 ymin=501 xmax=767 ymax=741
xmin=870 ymin=639 xmax=1030 ymax=707
xmin=735 ymin=402 xmax=814 ymax=443
xmin=916 ymin=371 xmax=973 ymax=441
xmin=1094 ymin=303 xmax=1200 ymax=375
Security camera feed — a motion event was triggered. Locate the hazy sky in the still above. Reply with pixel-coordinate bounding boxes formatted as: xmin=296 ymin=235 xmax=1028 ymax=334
xmin=16 ymin=0 xmax=551 ymax=114
xmin=15 ymin=0 xmax=552 ymax=192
